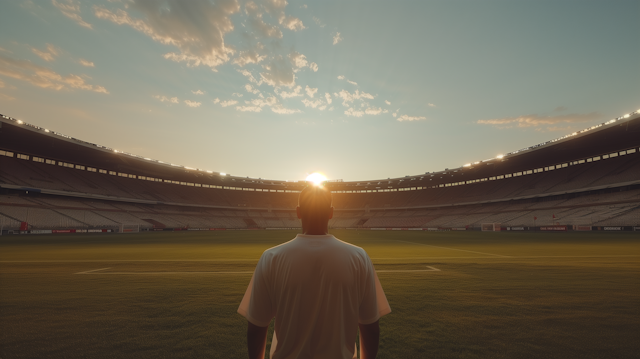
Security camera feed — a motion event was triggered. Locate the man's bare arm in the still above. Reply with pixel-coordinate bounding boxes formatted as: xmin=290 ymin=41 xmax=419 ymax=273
xmin=247 ymin=321 xmax=269 ymax=359
xmin=359 ymin=320 xmax=380 ymax=359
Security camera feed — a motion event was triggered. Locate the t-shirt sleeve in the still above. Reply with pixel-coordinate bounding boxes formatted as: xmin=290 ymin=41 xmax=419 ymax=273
xmin=358 ymin=253 xmax=391 ymax=324
xmin=237 ymin=253 xmax=275 ymax=327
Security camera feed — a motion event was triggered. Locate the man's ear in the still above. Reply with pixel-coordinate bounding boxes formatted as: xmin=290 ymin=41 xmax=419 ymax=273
xmin=296 ymin=206 xmax=302 ymax=219
xmin=328 ymin=207 xmax=334 ymax=220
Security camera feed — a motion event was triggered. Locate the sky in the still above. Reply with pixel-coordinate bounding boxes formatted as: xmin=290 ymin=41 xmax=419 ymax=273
xmin=0 ymin=0 xmax=638 ymax=182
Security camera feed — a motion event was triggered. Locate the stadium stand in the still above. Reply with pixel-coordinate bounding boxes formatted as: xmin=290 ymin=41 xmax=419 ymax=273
xmin=1 ymin=111 xmax=639 ymax=232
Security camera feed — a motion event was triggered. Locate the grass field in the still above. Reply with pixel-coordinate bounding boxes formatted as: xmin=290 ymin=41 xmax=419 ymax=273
xmin=1 ymin=230 xmax=639 ymax=359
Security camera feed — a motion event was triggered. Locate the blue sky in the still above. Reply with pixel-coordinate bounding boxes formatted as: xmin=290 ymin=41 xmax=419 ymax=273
xmin=1 ymin=0 xmax=638 ymax=181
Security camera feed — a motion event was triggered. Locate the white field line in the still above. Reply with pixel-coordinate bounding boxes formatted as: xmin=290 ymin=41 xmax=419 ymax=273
xmin=79 ymin=271 xmax=255 ymax=275
xmin=377 ymin=266 xmax=441 ymax=273
xmin=2 ymin=255 xmax=640 ymax=264
xmin=75 ymin=267 xmax=111 ymax=275
xmin=389 ymin=239 xmax=511 ymax=258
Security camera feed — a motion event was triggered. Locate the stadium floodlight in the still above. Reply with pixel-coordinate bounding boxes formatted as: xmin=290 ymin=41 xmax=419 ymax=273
xmin=220 ymin=172 xmax=226 ymax=176
xmin=17 ymin=120 xmax=23 ymax=124
xmin=306 ymin=172 xmax=327 ymax=186
xmin=496 ymin=154 xmax=504 ymax=159
xmin=623 ymin=114 xmax=630 ymax=118
xmin=463 ymin=163 xmax=471 ymax=167
xmin=44 ymin=129 xmax=49 ymax=132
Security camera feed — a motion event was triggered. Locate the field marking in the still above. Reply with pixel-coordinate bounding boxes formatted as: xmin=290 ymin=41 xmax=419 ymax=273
xmin=3 ymin=255 xmax=640 ymax=264
xmin=377 ymin=266 xmax=441 ymax=273
xmin=388 ymin=239 xmax=511 ymax=258
xmin=78 ymin=271 xmax=255 ymax=275
xmin=75 ymin=267 xmax=111 ymax=274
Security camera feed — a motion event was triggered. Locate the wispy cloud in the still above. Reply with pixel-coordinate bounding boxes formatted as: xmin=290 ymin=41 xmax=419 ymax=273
xmin=347 ymin=79 xmax=357 ymax=86
xmin=325 ymin=93 xmax=332 ymax=104
xmin=31 ymin=44 xmax=59 ymax=62
xmin=334 ymin=89 xmax=374 ymax=107
xmin=344 ymin=108 xmax=364 ymax=117
xmin=78 ymin=59 xmax=94 ymax=67
xmin=313 ymin=16 xmax=325 ymax=28
xmin=184 ymin=100 xmax=201 ymax=108
xmin=279 ymin=85 xmax=303 ymax=99
xmin=477 ymin=112 xmax=601 ymax=128
xmin=305 ymin=85 xmax=317 ymax=98
xmin=191 ymin=90 xmax=204 ymax=95
xmin=0 ymin=54 xmax=108 ymax=93
xmin=52 ymin=0 xmax=93 ymax=29
xmin=333 ymin=32 xmax=343 ymax=45
xmin=154 ymin=95 xmax=178 ymax=104
xmin=219 ymin=99 xmax=238 ymax=107
xmin=397 ymin=114 xmax=426 ymax=122
xmin=95 ymin=1 xmax=239 ymax=70
xmin=385 ymin=100 xmax=391 ymax=105
xmin=245 ymin=84 xmax=260 ymax=94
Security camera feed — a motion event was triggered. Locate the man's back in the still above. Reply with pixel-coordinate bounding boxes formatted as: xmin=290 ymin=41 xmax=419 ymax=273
xmin=239 ymin=234 xmax=389 ymax=359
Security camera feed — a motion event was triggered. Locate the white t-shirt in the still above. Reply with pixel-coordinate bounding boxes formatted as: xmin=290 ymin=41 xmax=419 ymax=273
xmin=238 ymin=234 xmax=391 ymax=359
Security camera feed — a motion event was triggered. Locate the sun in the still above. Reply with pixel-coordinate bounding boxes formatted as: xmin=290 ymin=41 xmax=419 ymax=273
xmin=305 ymin=172 xmax=327 ymax=186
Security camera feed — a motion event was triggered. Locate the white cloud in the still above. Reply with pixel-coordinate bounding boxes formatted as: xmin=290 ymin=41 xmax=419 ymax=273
xmin=245 ymin=2 xmax=283 ymax=38
xmin=289 ymin=51 xmax=308 ymax=69
xmin=337 ymin=75 xmax=344 ymax=80
xmin=192 ymin=90 xmax=204 ymax=95
xmin=155 ymin=95 xmax=179 ymax=104
xmin=385 ymin=100 xmax=391 ymax=105
xmin=213 ymin=98 xmax=220 ymax=104
xmin=325 ymin=93 xmax=332 ymax=104
xmin=52 ymin=0 xmax=93 ymax=29
xmin=0 ymin=54 xmax=108 ymax=93
xmin=232 ymin=92 xmax=243 ymax=97
xmin=313 ymin=16 xmax=325 ymax=28
xmin=239 ymin=69 xmax=262 ymax=85
xmin=279 ymin=85 xmax=303 ymax=99
xmin=397 ymin=114 xmax=426 ymax=122
xmin=233 ymin=50 xmax=266 ymax=66
xmin=333 ymin=32 xmax=343 ymax=45
xmin=365 ymin=107 xmax=383 ymax=115
xmin=271 ymin=104 xmax=301 ymax=114
xmin=260 ymin=56 xmax=296 ymax=88
xmin=428 ymin=103 xmax=436 ymax=107
xmin=32 ymin=44 xmax=59 ymax=62
xmin=347 ymin=79 xmax=357 ymax=86
xmin=95 ymin=0 xmax=240 ymax=70
xmin=334 ymin=89 xmax=374 ymax=106
xmin=309 ymin=62 xmax=318 ymax=72
xmin=236 ymin=105 xmax=262 ymax=112
xmin=344 ymin=108 xmax=364 ymax=117
xmin=245 ymin=83 xmax=260 ymax=94
xmin=79 ymin=59 xmax=94 ymax=67
xmin=279 ymin=15 xmax=305 ymax=31
xmin=305 ymin=85 xmax=317 ymax=98
xmin=184 ymin=100 xmax=201 ymax=107
xmin=477 ymin=112 xmax=600 ymax=128
xmin=220 ymin=99 xmax=238 ymax=107
xmin=301 ymin=98 xmax=324 ymax=108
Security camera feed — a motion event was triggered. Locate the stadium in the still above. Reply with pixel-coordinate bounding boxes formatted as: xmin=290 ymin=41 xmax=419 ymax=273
xmin=2 ymin=110 xmax=640 ymax=358
xmin=1 ymin=111 xmax=639 ymax=233
xmin=2 ymin=1 xmax=640 ymax=358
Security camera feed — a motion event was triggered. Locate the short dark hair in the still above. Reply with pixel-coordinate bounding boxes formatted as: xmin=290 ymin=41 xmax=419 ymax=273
xmin=298 ymin=185 xmax=332 ymax=218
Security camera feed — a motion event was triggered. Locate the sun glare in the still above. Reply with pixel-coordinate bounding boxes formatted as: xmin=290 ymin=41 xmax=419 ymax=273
xmin=306 ymin=172 xmax=327 ymax=186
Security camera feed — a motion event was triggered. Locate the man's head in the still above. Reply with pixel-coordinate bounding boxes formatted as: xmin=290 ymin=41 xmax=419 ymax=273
xmin=297 ymin=185 xmax=333 ymax=232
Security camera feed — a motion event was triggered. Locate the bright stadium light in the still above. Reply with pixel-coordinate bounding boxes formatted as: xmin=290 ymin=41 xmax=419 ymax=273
xmin=463 ymin=163 xmax=471 ymax=167
xmin=220 ymin=172 xmax=226 ymax=176
xmin=623 ymin=114 xmax=630 ymax=118
xmin=17 ymin=120 xmax=23 ymax=124
xmin=306 ymin=172 xmax=327 ymax=186
xmin=496 ymin=154 xmax=504 ymax=159
xmin=44 ymin=129 xmax=50 ymax=133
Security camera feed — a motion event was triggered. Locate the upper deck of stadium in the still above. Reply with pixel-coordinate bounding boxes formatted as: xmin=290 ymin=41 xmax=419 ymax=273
xmin=1 ymin=109 xmax=639 ymax=196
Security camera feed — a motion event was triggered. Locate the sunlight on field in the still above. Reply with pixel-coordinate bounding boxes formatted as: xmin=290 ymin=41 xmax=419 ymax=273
xmin=1 ymin=230 xmax=639 ymax=358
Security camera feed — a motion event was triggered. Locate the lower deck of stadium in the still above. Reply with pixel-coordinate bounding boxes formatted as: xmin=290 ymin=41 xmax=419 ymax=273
xmin=1 ymin=185 xmax=639 ymax=231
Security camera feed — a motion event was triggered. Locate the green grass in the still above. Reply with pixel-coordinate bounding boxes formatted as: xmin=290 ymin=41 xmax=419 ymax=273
xmin=1 ymin=230 xmax=639 ymax=358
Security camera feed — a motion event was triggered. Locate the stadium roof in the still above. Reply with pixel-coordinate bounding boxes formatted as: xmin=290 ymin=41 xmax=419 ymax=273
xmin=1 ymin=110 xmax=639 ymax=191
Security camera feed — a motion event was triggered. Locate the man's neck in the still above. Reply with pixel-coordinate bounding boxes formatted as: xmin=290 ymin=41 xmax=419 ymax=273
xmin=301 ymin=224 xmax=329 ymax=235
